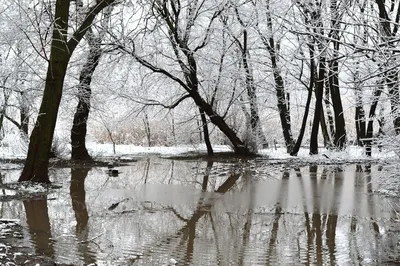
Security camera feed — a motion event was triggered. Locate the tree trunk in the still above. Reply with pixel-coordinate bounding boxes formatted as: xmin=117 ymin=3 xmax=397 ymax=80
xmin=355 ymin=102 xmax=366 ymax=146
xmin=0 ymin=90 xmax=11 ymax=140
xmin=329 ymin=20 xmax=347 ymax=148
xmin=182 ymin=45 xmax=249 ymax=155
xmin=264 ymin=1 xmax=294 ymax=153
xmin=330 ymin=75 xmax=347 ymax=148
xmin=327 ymin=0 xmax=347 ymax=149
xmin=199 ymin=108 xmax=213 ymax=155
xmin=310 ymin=58 xmax=326 ymax=155
xmin=291 ymin=90 xmax=313 ymax=156
xmin=71 ymin=30 xmax=102 ymax=161
xmin=319 ymin=105 xmax=331 ymax=148
xmin=19 ymin=92 xmax=29 ymax=137
xmin=19 ymin=0 xmax=71 ymax=183
xmin=375 ymin=0 xmax=400 ymax=134
xmin=242 ymin=30 xmax=267 ymax=149
xmin=291 ymin=75 xmax=313 ymax=156
xmin=354 ymin=62 xmax=366 ymax=146
xmin=273 ymin=58 xmax=294 ymax=153
xmin=143 ymin=112 xmax=151 ymax=146
xmin=354 ymin=11 xmax=367 ymax=147
xmin=131 ymin=3 xmax=249 ymax=155
xmin=365 ymin=84 xmax=383 ymax=156
xmin=20 ymin=0 xmax=115 ymax=182
xmin=324 ymin=81 xmax=336 ymax=139
xmin=190 ymin=90 xmax=250 ymax=155
xmin=171 ymin=111 xmax=176 ymax=145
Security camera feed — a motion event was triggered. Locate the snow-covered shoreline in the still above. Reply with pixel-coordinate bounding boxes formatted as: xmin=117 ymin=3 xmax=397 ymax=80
xmin=1 ymin=142 xmax=397 ymax=163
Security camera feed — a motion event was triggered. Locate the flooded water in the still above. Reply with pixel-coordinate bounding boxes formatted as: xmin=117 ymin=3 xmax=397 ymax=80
xmin=1 ymin=158 xmax=400 ymax=265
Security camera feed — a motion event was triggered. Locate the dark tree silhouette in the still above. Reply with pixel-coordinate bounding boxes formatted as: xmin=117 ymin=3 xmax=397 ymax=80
xmin=19 ymin=0 xmax=116 ymax=182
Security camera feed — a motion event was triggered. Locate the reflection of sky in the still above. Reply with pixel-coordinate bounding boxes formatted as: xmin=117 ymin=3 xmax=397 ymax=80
xmin=0 ymin=160 xmax=399 ymax=265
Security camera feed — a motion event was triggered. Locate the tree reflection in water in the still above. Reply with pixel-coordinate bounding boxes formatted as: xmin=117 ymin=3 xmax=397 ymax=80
xmin=180 ymin=171 xmax=242 ymax=265
xmin=70 ymin=167 xmax=97 ymax=265
xmin=23 ymin=198 xmax=54 ymax=258
xmin=13 ymin=161 xmax=400 ymax=265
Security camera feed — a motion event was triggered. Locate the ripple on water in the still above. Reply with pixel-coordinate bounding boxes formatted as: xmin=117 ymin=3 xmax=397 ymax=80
xmin=1 ymin=161 xmax=400 ymax=265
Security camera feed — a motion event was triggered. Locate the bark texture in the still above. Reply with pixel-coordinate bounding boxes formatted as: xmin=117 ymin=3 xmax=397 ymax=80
xmin=310 ymin=57 xmax=326 ymax=155
xmin=71 ymin=30 xmax=102 ymax=161
xmin=19 ymin=0 xmax=70 ymax=182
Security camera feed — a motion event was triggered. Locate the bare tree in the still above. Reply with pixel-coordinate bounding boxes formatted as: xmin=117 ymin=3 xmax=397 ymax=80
xmin=375 ymin=0 xmax=400 ymax=134
xmin=71 ymin=6 xmax=114 ymax=161
xmin=257 ymin=0 xmax=294 ymax=153
xmin=225 ymin=2 xmax=268 ymax=150
xmin=114 ymin=0 xmax=251 ymax=155
xmin=327 ymin=0 xmax=347 ymax=148
xmin=20 ymin=0 xmax=117 ymax=183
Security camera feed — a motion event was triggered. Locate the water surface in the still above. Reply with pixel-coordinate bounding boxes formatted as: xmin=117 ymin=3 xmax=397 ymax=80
xmin=1 ymin=159 xmax=399 ymax=265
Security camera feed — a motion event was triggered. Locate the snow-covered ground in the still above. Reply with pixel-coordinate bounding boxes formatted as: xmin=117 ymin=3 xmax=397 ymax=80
xmin=0 ymin=138 xmax=398 ymax=162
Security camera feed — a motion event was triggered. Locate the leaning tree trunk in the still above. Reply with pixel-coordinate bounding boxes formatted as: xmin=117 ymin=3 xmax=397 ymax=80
xmin=190 ymin=90 xmax=249 ymax=155
xmin=71 ymin=30 xmax=102 ymax=161
xmin=19 ymin=0 xmax=116 ymax=182
xmin=181 ymin=45 xmax=250 ymax=155
xmin=128 ymin=2 xmax=250 ymax=156
xmin=291 ymin=87 xmax=313 ymax=156
xmin=291 ymin=44 xmax=315 ymax=156
xmin=19 ymin=0 xmax=71 ymax=183
xmin=264 ymin=1 xmax=294 ymax=153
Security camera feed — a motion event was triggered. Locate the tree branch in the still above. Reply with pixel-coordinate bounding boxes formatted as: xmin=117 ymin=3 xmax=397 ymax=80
xmin=116 ymin=44 xmax=192 ymax=93
xmin=67 ymin=0 xmax=117 ymax=53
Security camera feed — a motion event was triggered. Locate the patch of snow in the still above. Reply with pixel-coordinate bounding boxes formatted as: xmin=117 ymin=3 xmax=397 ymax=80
xmin=259 ymin=146 xmax=397 ymax=162
xmin=83 ymin=143 xmax=400 ymax=162
xmin=13 ymin=252 xmax=23 ymax=260
xmin=18 ymin=182 xmax=47 ymax=193
xmin=0 ymin=163 xmax=22 ymax=170
xmin=87 ymin=143 xmax=232 ymax=158
xmin=169 ymin=258 xmax=177 ymax=264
